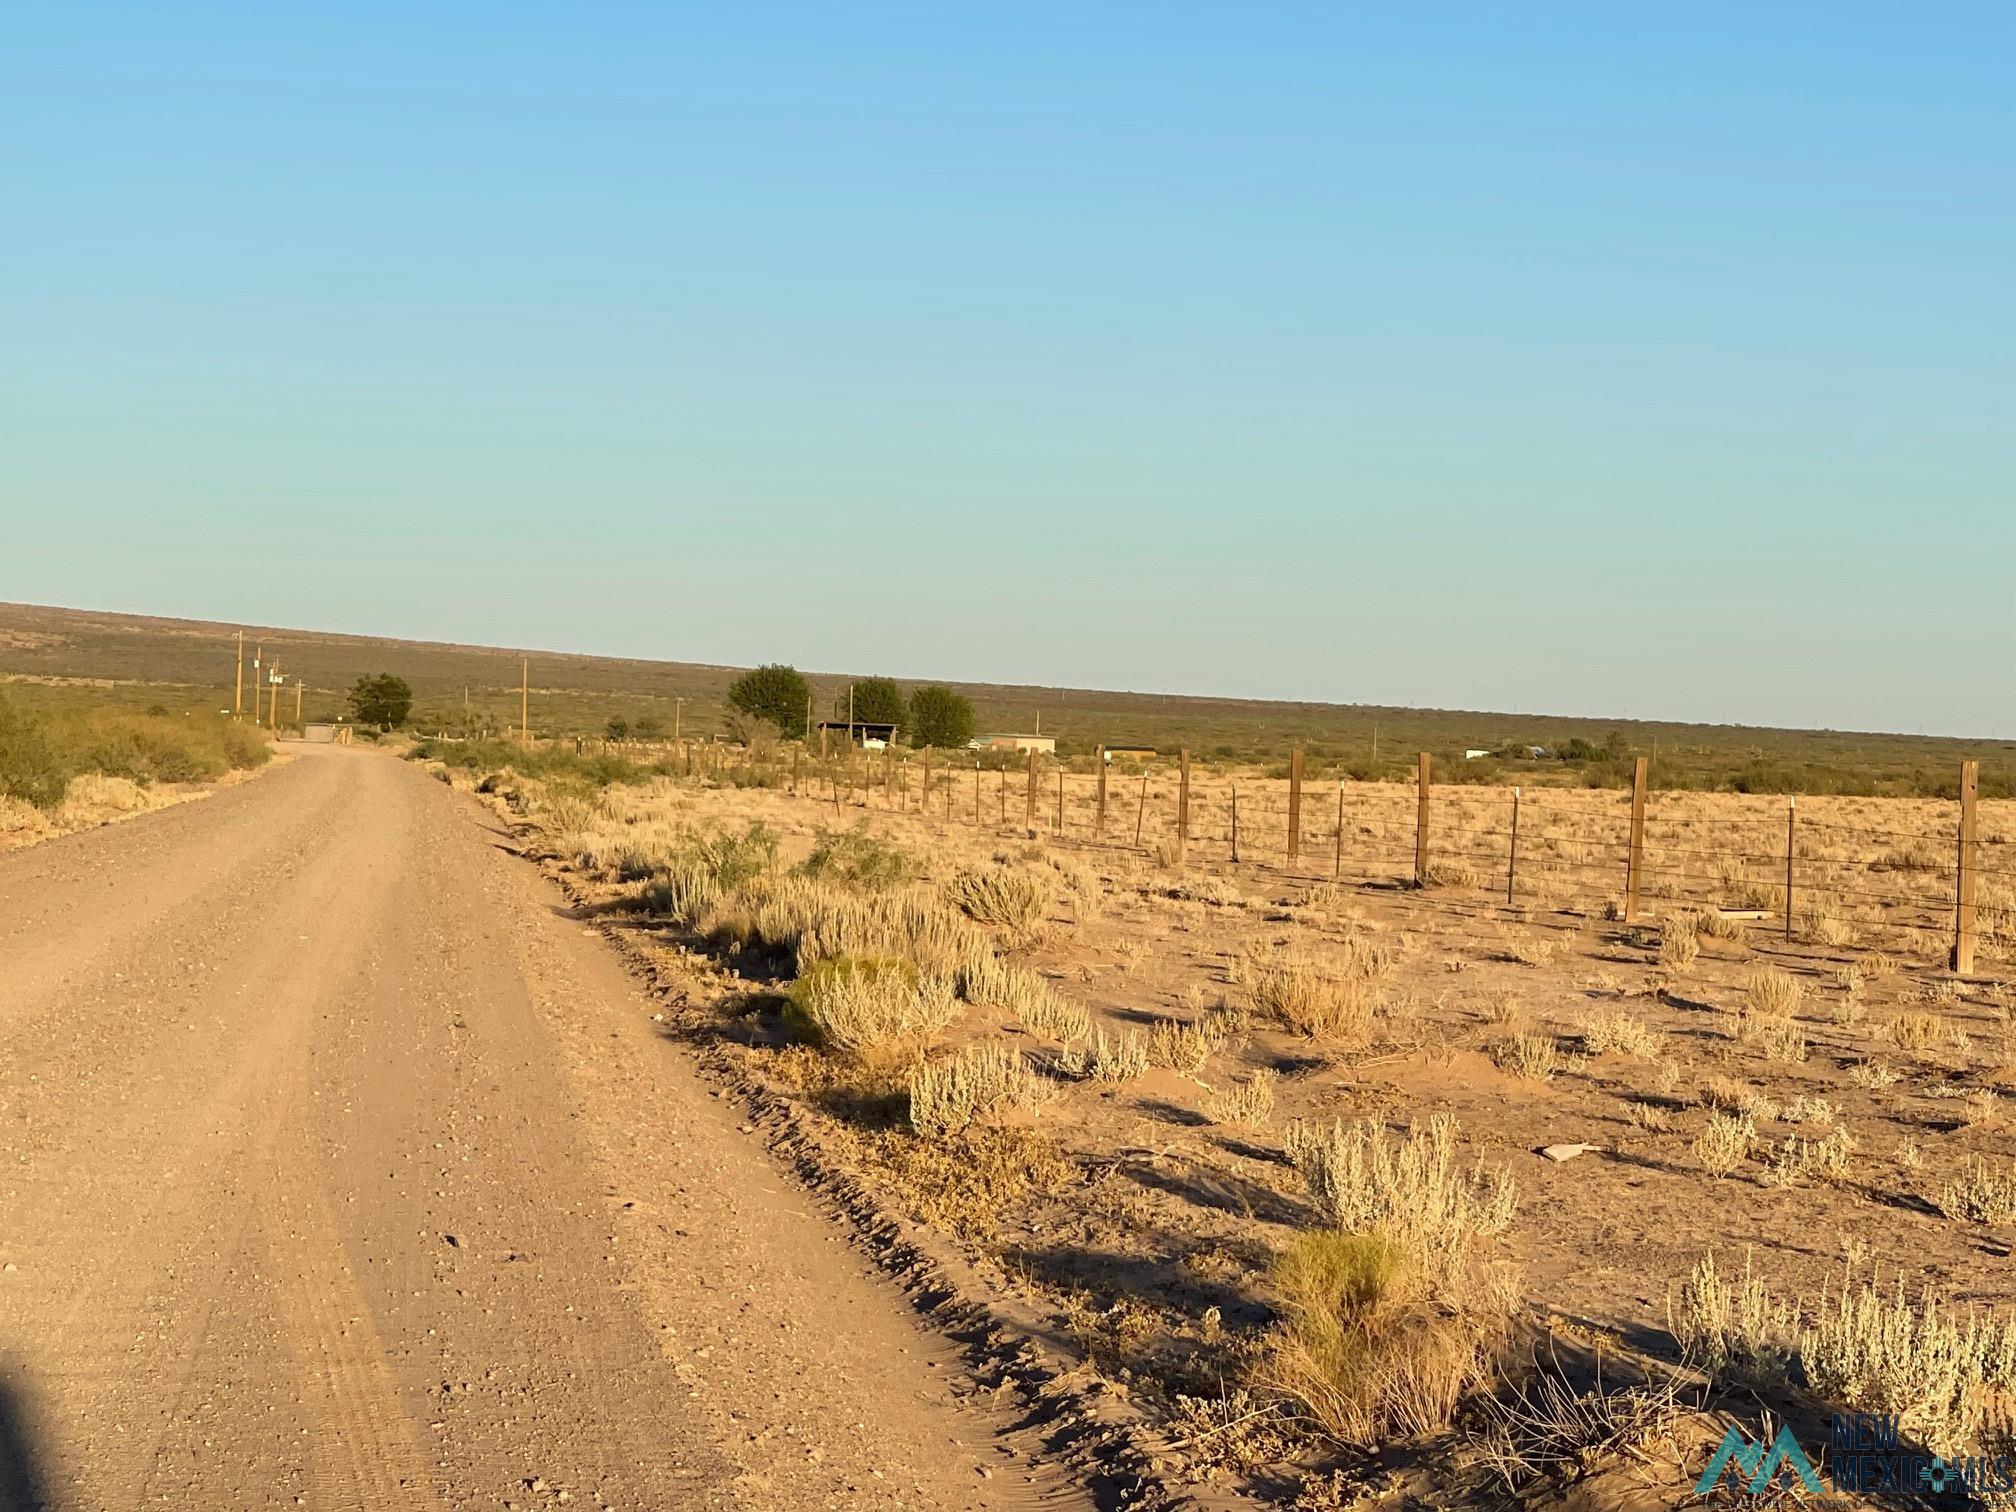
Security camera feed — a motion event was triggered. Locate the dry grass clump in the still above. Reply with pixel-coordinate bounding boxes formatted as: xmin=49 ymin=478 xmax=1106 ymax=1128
xmin=1937 ymin=1157 xmax=2016 ymax=1224
xmin=712 ymin=878 xmax=991 ymax=981
xmin=943 ymin=865 xmax=1055 ymax=937
xmin=1502 ymin=932 xmax=1561 ymax=968
xmin=1169 ymin=875 xmax=1245 ymax=907
xmin=1284 ymin=1116 xmax=1516 ymax=1264
xmin=1699 ymin=1077 xmax=1776 ymax=1120
xmin=1679 ymin=1253 xmax=2016 ymax=1457
xmin=1738 ymin=1014 xmax=1809 ymax=1064
xmin=957 ymin=957 xmax=1090 ymax=1042
xmin=787 ymin=956 xmax=959 ymax=1062
xmin=1625 ymin=1100 xmax=1675 ymax=1132
xmin=1671 ymin=1251 xmax=1796 ymax=1386
xmin=1262 ymin=1230 xmax=1514 ymax=1445
xmin=1245 ymin=954 xmax=1377 ymax=1040
xmin=1780 ymin=1094 xmax=1838 ymax=1125
xmin=1267 ymin=1118 xmax=1519 ymax=1444
xmin=1757 ymin=1129 xmax=1855 ymax=1187
xmin=1147 ymin=1018 xmax=1213 ymax=1074
xmin=1798 ymin=898 xmax=1856 ymax=948
xmin=1205 ymin=1068 xmax=1276 ymax=1127
xmin=1490 ymin=1033 xmax=1560 ymax=1081
xmin=1088 ymin=1027 xmax=1151 ymax=1081
xmin=1847 ymin=1059 xmax=1900 ymax=1089
xmin=1697 ymin=910 xmax=1749 ymax=942
xmin=801 ymin=824 xmax=922 ymax=889
xmin=1692 ymin=1111 xmax=1755 ymax=1177
xmin=1886 ymin=1010 xmax=1946 ymax=1054
xmin=1423 ymin=859 xmax=1482 ymax=889
xmin=1803 ymin=1276 xmax=2016 ymax=1458
xmin=1656 ymin=921 xmax=1700 ymax=972
xmin=908 ymin=1044 xmax=1046 ymax=1138
xmin=1582 ymin=1011 xmax=1660 ymax=1059
xmin=1744 ymin=965 xmax=1805 ymax=1020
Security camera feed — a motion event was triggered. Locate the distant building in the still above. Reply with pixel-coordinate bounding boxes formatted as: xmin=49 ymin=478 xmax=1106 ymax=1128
xmin=815 ymin=719 xmax=900 ymax=750
xmin=972 ymin=733 xmax=1056 ymax=754
xmin=1102 ymin=745 xmax=1156 ymax=763
xmin=1464 ymin=749 xmax=1492 ymax=760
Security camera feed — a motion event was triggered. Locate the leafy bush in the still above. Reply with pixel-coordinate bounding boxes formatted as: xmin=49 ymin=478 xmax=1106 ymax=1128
xmin=800 ymin=825 xmax=920 ymax=889
xmin=908 ymin=685 xmax=974 ymax=749
xmin=909 ymin=1043 xmax=1045 ymax=1138
xmin=849 ymin=676 xmax=908 ymax=728
xmin=0 ymin=691 xmax=70 ymax=808
xmin=725 ymin=663 xmax=810 ymax=738
xmin=348 ymin=673 xmax=413 ymax=728
xmin=943 ymin=865 xmax=1054 ymax=935
xmin=786 ymin=955 xmax=958 ymax=1061
xmin=0 ymin=696 xmax=269 ymax=808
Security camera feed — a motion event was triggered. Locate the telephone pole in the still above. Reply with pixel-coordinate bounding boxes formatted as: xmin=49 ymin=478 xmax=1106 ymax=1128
xmin=294 ymin=680 xmax=304 ymax=726
xmin=520 ymin=658 xmax=530 ymax=748
xmin=253 ymin=645 xmax=264 ymax=727
xmin=234 ymin=631 xmax=244 ymax=719
xmin=674 ymin=697 xmax=684 ymax=741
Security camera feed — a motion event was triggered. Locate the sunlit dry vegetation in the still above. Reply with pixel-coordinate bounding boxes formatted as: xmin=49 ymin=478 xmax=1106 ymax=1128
xmin=426 ymin=735 xmax=2016 ymax=1505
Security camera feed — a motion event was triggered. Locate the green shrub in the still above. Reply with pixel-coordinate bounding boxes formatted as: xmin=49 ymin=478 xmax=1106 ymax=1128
xmin=725 ymin=664 xmax=811 ymax=738
xmin=0 ymin=691 xmax=69 ymax=808
xmin=801 ymin=825 xmax=921 ymax=889
xmin=908 ymin=685 xmax=974 ymax=749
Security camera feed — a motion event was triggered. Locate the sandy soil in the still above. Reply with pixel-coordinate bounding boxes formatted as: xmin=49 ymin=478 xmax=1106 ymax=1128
xmin=465 ymin=758 xmax=2016 ymax=1507
xmin=0 ymin=745 xmax=1098 ymax=1510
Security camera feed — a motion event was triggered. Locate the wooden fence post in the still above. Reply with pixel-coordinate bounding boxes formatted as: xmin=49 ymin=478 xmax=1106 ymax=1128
xmin=1783 ymin=795 xmax=1797 ymax=942
xmin=1025 ymin=748 xmax=1037 ymax=830
xmin=1954 ymin=759 xmax=1980 ymax=975
xmin=1178 ymin=750 xmax=1193 ymax=859
xmin=1413 ymin=753 xmax=1431 ymax=887
xmin=1134 ymin=771 xmax=1148 ymax=847
xmin=1095 ymin=747 xmax=1108 ymax=837
xmin=1623 ymin=756 xmax=1648 ymax=924
xmin=792 ymin=746 xmax=801 ymax=795
xmin=1056 ymin=769 xmax=1064 ymax=831
xmin=1333 ymin=780 xmax=1345 ymax=881
xmin=1230 ymin=785 xmax=1240 ymax=863
xmin=1287 ymin=749 xmax=1304 ymax=863
xmin=974 ymin=762 xmax=981 ymax=827
xmin=1507 ymin=786 xmax=1521 ymax=905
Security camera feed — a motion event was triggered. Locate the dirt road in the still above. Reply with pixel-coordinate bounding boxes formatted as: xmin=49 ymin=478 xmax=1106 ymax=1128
xmin=0 ymin=745 xmax=1096 ymax=1511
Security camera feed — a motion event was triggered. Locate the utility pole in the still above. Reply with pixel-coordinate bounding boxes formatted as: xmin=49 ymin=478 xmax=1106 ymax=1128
xmin=674 ymin=697 xmax=684 ymax=741
xmin=268 ymin=662 xmax=282 ymax=730
xmin=464 ymin=685 xmax=470 ymax=725
xmin=253 ymin=645 xmax=264 ymax=727
xmin=234 ymin=631 xmax=244 ymax=719
xmin=847 ymin=684 xmax=855 ymax=747
xmin=294 ymin=680 xmax=304 ymax=726
xmin=520 ymin=659 xmax=530 ymax=748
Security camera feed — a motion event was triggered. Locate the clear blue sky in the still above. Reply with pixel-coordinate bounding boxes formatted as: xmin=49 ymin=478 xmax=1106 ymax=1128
xmin=4 ymin=5 xmax=2009 ymax=734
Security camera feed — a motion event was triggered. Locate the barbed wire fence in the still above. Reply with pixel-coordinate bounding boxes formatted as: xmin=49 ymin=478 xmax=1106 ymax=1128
xmin=739 ymin=740 xmax=2004 ymax=978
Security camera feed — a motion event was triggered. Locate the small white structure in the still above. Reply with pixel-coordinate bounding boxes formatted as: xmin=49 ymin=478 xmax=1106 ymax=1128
xmin=1464 ymin=749 xmax=1492 ymax=760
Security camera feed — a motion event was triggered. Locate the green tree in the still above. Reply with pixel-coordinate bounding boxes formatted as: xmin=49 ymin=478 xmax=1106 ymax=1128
xmin=907 ymin=685 xmax=974 ymax=749
xmin=725 ymin=663 xmax=811 ymax=738
xmin=605 ymin=716 xmax=631 ymax=741
xmin=0 ymin=690 xmax=69 ymax=809
xmin=632 ymin=714 xmax=666 ymax=740
xmin=849 ymin=676 xmax=907 ymax=730
xmin=347 ymin=674 xmax=413 ymax=730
